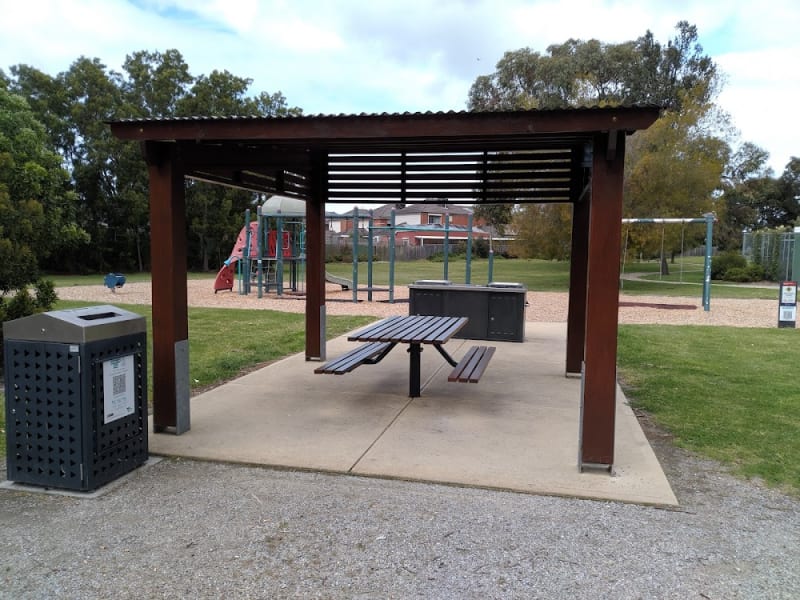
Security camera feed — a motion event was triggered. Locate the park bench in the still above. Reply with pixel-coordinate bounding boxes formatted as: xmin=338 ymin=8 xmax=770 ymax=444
xmin=315 ymin=316 xmax=495 ymax=395
xmin=313 ymin=341 xmax=394 ymax=375
xmin=448 ymin=345 xmax=496 ymax=383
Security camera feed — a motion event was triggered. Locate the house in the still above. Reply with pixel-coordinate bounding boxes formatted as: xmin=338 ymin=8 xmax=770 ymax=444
xmin=326 ymin=203 xmax=490 ymax=246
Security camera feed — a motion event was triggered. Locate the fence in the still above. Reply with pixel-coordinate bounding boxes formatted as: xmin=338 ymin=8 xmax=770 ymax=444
xmin=742 ymin=231 xmax=795 ymax=280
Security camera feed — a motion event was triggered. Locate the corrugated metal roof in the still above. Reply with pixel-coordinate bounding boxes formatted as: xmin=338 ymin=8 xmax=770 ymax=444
xmin=110 ymin=104 xmax=660 ymax=125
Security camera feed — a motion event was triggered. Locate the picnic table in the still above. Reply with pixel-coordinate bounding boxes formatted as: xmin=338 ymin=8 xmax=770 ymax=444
xmin=315 ymin=315 xmax=495 ymax=397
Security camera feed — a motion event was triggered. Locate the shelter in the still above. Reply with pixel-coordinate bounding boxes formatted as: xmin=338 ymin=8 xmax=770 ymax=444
xmin=110 ymin=106 xmax=660 ymax=470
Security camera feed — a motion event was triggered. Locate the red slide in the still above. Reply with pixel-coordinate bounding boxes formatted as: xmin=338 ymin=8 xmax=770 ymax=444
xmin=213 ymin=223 xmax=259 ymax=293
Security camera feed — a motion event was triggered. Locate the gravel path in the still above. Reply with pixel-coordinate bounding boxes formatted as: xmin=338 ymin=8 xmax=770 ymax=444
xmin=1 ymin=443 xmax=798 ymax=599
xmin=1 ymin=281 xmax=796 ymax=598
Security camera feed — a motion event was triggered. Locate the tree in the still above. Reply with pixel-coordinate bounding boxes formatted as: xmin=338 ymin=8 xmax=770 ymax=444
xmin=474 ymin=204 xmax=514 ymax=236
xmin=623 ymin=86 xmax=727 ymax=271
xmin=468 ymin=22 xmax=723 ymax=260
xmin=716 ymin=142 xmax=773 ymax=249
xmin=0 ymin=88 xmax=85 ymax=293
xmin=122 ymin=49 xmax=193 ymax=118
xmin=512 ymin=204 xmax=573 ymax=260
xmin=776 ymin=157 xmax=800 ymax=226
xmin=5 ymin=49 xmax=304 ymax=274
xmin=468 ymin=21 xmax=718 ymax=113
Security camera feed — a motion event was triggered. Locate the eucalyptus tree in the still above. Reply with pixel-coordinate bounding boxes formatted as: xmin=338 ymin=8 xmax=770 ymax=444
xmin=469 ymin=21 xmax=724 ymax=260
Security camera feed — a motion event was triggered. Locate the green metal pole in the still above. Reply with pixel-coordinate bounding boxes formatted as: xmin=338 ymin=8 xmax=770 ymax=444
xmin=702 ymin=213 xmax=713 ymax=311
xmin=466 ymin=212 xmax=473 ymax=284
xmin=276 ymin=212 xmax=284 ymax=296
xmin=792 ymin=227 xmax=800 ymax=282
xmin=241 ymin=209 xmax=251 ymax=295
xmin=443 ymin=210 xmax=450 ymax=281
xmin=367 ymin=210 xmax=374 ymax=302
xmin=488 ymin=234 xmax=494 ymax=283
xmin=352 ymin=207 xmax=359 ymax=303
xmin=389 ymin=209 xmax=396 ymax=303
xmin=256 ymin=205 xmax=264 ymax=298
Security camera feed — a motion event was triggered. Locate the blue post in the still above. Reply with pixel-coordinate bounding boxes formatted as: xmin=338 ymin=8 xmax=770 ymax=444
xmin=702 ymin=213 xmax=714 ymax=311
xmin=389 ymin=209 xmax=396 ymax=303
xmin=443 ymin=210 xmax=450 ymax=281
xmin=466 ymin=212 xmax=473 ymax=284
xmin=352 ymin=207 xmax=359 ymax=303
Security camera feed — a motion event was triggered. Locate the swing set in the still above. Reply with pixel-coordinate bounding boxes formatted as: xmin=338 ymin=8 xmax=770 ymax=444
xmin=620 ymin=214 xmax=715 ymax=311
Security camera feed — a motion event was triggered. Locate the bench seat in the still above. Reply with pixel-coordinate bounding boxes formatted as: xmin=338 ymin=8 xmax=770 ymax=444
xmin=448 ymin=345 xmax=495 ymax=383
xmin=314 ymin=341 xmax=393 ymax=375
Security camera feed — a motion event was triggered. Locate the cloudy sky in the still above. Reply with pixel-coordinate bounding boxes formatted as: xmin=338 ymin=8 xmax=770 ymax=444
xmin=1 ymin=0 xmax=796 ymax=174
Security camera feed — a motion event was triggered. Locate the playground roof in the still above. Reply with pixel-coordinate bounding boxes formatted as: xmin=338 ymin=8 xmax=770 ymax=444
xmin=111 ymin=106 xmax=659 ymax=205
xmin=261 ymin=194 xmax=305 ymax=217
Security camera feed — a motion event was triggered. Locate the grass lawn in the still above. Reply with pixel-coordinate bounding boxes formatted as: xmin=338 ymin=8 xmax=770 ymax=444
xmin=617 ymin=325 xmax=799 ymax=493
xmin=325 ymin=258 xmax=778 ymax=299
xmin=48 ymin=258 xmax=778 ymax=300
xmin=46 ymin=272 xmax=214 ymax=287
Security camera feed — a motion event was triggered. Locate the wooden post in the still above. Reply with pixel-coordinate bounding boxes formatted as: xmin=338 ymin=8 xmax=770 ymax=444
xmin=306 ymin=150 xmax=326 ymax=360
xmin=566 ymin=197 xmax=589 ymax=375
xmin=579 ymin=131 xmax=625 ymax=469
xmin=143 ymin=141 xmax=190 ymax=434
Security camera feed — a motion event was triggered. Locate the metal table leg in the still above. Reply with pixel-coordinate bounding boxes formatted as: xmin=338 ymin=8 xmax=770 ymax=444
xmin=408 ymin=342 xmax=422 ymax=397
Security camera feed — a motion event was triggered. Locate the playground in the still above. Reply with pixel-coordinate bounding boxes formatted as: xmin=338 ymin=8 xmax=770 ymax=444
xmin=213 ymin=195 xmax=496 ymax=303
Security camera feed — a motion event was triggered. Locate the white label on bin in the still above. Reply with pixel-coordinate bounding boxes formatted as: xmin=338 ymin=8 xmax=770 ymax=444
xmin=103 ymin=355 xmax=135 ymax=424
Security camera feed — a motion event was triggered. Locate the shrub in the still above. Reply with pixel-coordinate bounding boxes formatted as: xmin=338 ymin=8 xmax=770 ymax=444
xmin=0 ymin=279 xmax=58 ymax=374
xmin=745 ymin=263 xmax=765 ymax=282
xmin=722 ymin=267 xmax=751 ymax=282
xmin=5 ymin=288 xmax=37 ymax=321
xmin=711 ymin=251 xmax=747 ymax=280
xmin=34 ymin=279 xmax=58 ymax=310
xmin=721 ymin=263 xmax=765 ymax=283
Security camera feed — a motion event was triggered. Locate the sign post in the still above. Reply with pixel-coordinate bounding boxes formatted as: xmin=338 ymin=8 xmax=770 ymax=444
xmin=778 ymin=281 xmax=797 ymax=328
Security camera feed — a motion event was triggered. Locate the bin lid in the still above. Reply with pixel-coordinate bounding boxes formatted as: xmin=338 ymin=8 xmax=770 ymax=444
xmin=488 ymin=281 xmax=526 ymax=289
xmin=412 ymin=279 xmax=452 ymax=286
xmin=2 ymin=304 xmax=145 ymax=343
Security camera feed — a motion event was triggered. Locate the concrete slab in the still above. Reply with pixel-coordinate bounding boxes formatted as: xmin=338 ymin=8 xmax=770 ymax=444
xmin=149 ymin=323 xmax=677 ymax=506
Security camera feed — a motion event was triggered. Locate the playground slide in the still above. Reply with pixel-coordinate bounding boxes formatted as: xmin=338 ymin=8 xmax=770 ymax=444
xmin=325 ymin=271 xmax=351 ymax=291
xmin=214 ymin=257 xmax=238 ymax=293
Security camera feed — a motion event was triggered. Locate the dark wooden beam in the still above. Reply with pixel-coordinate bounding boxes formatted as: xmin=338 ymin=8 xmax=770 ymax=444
xmin=177 ymin=141 xmax=311 ymax=171
xmin=579 ymin=131 xmax=626 ymax=469
xmin=142 ymin=141 xmax=190 ymax=434
xmin=566 ymin=196 xmax=589 ymax=375
xmin=306 ymin=150 xmax=327 ymax=360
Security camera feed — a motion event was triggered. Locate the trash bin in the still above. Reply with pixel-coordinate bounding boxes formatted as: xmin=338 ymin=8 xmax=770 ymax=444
xmin=3 ymin=305 xmax=148 ymax=491
xmin=409 ymin=281 xmax=527 ymax=342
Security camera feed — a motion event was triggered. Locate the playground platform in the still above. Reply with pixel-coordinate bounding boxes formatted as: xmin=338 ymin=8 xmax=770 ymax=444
xmin=149 ymin=322 xmax=677 ymax=506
